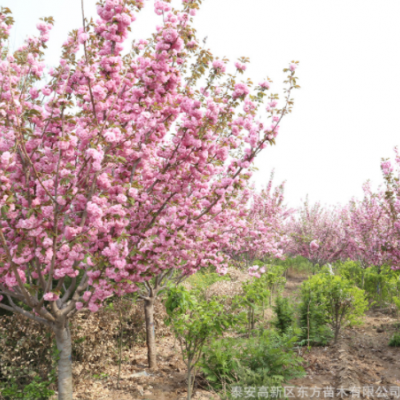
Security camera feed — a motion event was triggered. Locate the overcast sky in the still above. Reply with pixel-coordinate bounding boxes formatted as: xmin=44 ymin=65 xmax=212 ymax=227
xmin=4 ymin=0 xmax=400 ymax=208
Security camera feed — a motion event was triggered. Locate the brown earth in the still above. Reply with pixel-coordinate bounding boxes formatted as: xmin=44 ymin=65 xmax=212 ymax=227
xmin=66 ymin=270 xmax=400 ymax=400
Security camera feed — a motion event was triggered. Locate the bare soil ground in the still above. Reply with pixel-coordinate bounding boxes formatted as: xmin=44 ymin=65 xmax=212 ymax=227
xmin=69 ymin=271 xmax=400 ymax=400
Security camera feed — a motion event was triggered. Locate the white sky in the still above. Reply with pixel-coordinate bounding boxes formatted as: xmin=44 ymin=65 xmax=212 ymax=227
xmin=4 ymin=0 xmax=400 ymax=208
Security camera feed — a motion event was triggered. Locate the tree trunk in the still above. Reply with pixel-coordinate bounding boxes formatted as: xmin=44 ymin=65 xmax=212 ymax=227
xmin=187 ymin=366 xmax=193 ymax=400
xmin=334 ymin=327 xmax=340 ymax=344
xmin=53 ymin=323 xmax=73 ymax=400
xmin=144 ymin=296 xmax=157 ymax=369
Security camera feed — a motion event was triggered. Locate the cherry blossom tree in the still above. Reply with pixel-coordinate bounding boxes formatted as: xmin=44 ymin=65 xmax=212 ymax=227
xmin=342 ymin=183 xmax=393 ymax=276
xmin=381 ymin=150 xmax=400 ymax=269
xmin=0 ymin=0 xmax=299 ymax=396
xmin=225 ymin=174 xmax=292 ymax=270
xmin=285 ymin=200 xmax=345 ymax=271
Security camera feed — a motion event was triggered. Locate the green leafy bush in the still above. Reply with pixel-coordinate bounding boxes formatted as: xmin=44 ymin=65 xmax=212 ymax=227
xmin=0 ymin=340 xmax=58 ymax=400
xmin=298 ymin=287 xmax=333 ymax=347
xmin=200 ymin=330 xmax=305 ymax=397
xmin=0 ymin=374 xmax=56 ymax=400
xmin=299 ymin=273 xmax=368 ymax=344
xmin=231 ymin=265 xmax=286 ymax=334
xmin=0 ymin=314 xmax=58 ymax=400
xmin=389 ymin=332 xmax=400 ymax=347
xmin=272 ymin=296 xmax=295 ymax=335
xmin=232 ymin=279 xmax=270 ymax=334
xmin=264 ymin=265 xmax=287 ymax=302
xmin=269 ymin=256 xmax=313 ymax=277
xmin=337 ymin=261 xmax=400 ymax=306
xmin=186 ymin=268 xmax=231 ymax=299
xmin=165 ymin=284 xmax=241 ymax=400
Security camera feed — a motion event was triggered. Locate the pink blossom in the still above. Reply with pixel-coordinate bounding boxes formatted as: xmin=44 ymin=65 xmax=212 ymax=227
xmin=269 ymin=100 xmax=278 ymax=108
xmin=310 ymin=240 xmax=319 ymax=252
xmin=212 ymin=60 xmax=226 ymax=73
xmin=162 ymin=28 xmax=178 ymax=43
xmin=43 ymin=292 xmax=59 ymax=301
xmin=78 ymin=32 xmax=89 ymax=44
xmin=235 ymin=62 xmax=246 ymax=72
xmin=232 ymin=83 xmax=250 ymax=99
xmin=83 ymin=291 xmax=91 ymax=302
xmin=88 ymin=303 xmax=99 ymax=312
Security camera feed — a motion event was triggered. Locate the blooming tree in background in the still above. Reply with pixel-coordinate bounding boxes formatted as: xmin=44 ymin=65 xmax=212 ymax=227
xmin=225 ymin=174 xmax=292 ymax=275
xmin=342 ymin=183 xmax=394 ymax=277
xmin=378 ymin=151 xmax=400 ymax=269
xmin=0 ymin=0 xmax=299 ymax=396
xmin=285 ymin=200 xmax=345 ymax=271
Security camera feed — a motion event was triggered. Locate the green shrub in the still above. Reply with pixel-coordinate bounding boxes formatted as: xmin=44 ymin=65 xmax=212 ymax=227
xmin=298 ymin=286 xmax=333 ymax=346
xmin=337 ymin=261 xmax=400 ymax=306
xmin=231 ymin=265 xmax=286 ymax=335
xmin=389 ymin=332 xmax=400 ymax=347
xmin=232 ymin=280 xmax=270 ymax=334
xmin=165 ymin=284 xmax=240 ymax=400
xmin=259 ymin=256 xmax=313 ymax=277
xmin=186 ymin=268 xmax=231 ymax=299
xmin=272 ymin=296 xmax=295 ymax=335
xmin=0 ymin=374 xmax=56 ymax=400
xmin=300 ymin=273 xmax=368 ymax=344
xmin=0 ymin=341 xmax=58 ymax=400
xmin=264 ymin=265 xmax=286 ymax=302
xmin=0 ymin=315 xmax=58 ymax=400
xmin=200 ymin=330 xmax=305 ymax=398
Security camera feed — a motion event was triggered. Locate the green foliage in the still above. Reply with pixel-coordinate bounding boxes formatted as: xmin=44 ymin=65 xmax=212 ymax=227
xmin=299 ymin=273 xmax=368 ymax=343
xmin=264 ymin=265 xmax=287 ymax=300
xmin=389 ymin=332 xmax=400 ymax=347
xmin=232 ymin=265 xmax=286 ymax=334
xmin=0 ymin=343 xmax=58 ymax=400
xmin=393 ymin=296 xmax=400 ymax=312
xmin=298 ymin=284 xmax=333 ymax=346
xmin=272 ymin=296 xmax=295 ymax=334
xmin=165 ymin=284 xmax=240 ymax=400
xmin=0 ymin=376 xmax=56 ymax=400
xmin=200 ymin=330 xmax=305 ymax=398
xmin=269 ymin=256 xmax=313 ymax=276
xmin=232 ymin=279 xmax=270 ymax=333
xmin=337 ymin=261 xmax=400 ymax=306
xmin=185 ymin=267 xmax=231 ymax=298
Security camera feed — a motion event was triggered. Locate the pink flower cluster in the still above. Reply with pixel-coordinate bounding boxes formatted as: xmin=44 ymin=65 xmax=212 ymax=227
xmin=0 ymin=0 xmax=299 ymax=325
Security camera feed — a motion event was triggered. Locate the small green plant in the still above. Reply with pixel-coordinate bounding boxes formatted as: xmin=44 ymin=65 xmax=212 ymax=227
xmin=185 ymin=267 xmax=231 ymax=299
xmin=300 ymin=273 xmax=368 ymax=343
xmin=92 ymin=373 xmax=109 ymax=380
xmin=272 ymin=296 xmax=295 ymax=335
xmin=389 ymin=332 xmax=400 ymax=347
xmin=0 ymin=376 xmax=56 ymax=400
xmin=264 ymin=256 xmax=313 ymax=277
xmin=337 ymin=261 xmax=400 ymax=306
xmin=232 ymin=279 xmax=270 ymax=334
xmin=165 ymin=284 xmax=240 ymax=400
xmin=264 ymin=265 xmax=287 ymax=303
xmin=201 ymin=330 xmax=305 ymax=398
xmin=231 ymin=265 xmax=286 ymax=335
xmin=298 ymin=288 xmax=333 ymax=347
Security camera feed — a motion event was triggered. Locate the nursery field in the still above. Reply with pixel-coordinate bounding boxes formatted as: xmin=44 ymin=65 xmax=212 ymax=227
xmin=74 ymin=272 xmax=400 ymax=400
xmin=3 ymin=262 xmax=400 ymax=400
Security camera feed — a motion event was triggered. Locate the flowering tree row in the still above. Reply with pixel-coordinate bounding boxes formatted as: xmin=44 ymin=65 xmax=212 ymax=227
xmin=285 ymin=164 xmax=400 ymax=274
